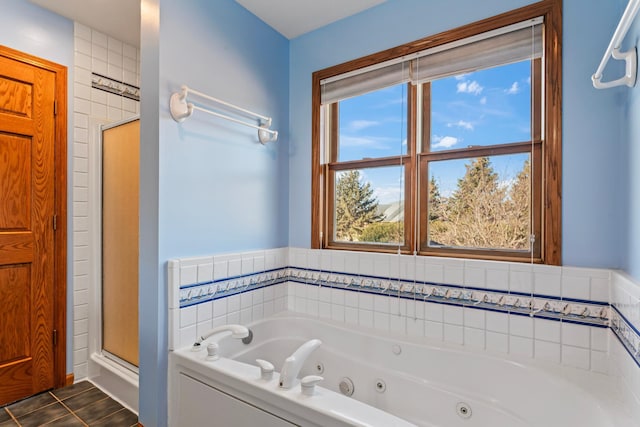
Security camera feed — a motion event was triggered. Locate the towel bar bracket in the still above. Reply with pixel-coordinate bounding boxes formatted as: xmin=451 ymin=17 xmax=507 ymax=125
xmin=592 ymin=0 xmax=640 ymax=89
xmin=169 ymin=91 xmax=193 ymax=122
xmin=592 ymin=47 xmax=637 ymax=89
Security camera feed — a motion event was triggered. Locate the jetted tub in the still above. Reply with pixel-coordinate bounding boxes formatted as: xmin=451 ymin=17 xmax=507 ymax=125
xmin=169 ymin=314 xmax=635 ymax=426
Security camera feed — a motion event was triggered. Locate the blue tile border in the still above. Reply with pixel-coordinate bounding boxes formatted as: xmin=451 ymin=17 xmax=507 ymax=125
xmin=179 ymin=268 xmax=288 ymax=308
xmin=177 ymin=266 xmax=640 ymax=367
xmin=179 ymin=267 xmax=610 ymax=327
xmin=610 ymin=305 xmax=640 ymax=368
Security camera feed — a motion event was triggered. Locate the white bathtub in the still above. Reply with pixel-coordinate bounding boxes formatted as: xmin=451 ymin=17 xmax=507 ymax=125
xmin=169 ymin=313 xmax=635 ymax=427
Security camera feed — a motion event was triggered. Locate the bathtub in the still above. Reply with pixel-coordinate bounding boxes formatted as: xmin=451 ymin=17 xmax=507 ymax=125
xmin=169 ymin=314 xmax=635 ymax=427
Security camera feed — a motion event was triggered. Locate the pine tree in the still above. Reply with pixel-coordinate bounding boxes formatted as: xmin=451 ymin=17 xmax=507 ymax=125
xmin=437 ymin=157 xmax=509 ymax=248
xmin=335 ymin=170 xmax=383 ymax=241
xmin=448 ymin=157 xmax=501 ymax=217
xmin=428 ymin=175 xmax=443 ymax=221
xmin=427 ymin=175 xmax=449 ymax=246
xmin=428 ymin=157 xmax=534 ymax=251
xmin=507 ymin=159 xmax=531 ymax=250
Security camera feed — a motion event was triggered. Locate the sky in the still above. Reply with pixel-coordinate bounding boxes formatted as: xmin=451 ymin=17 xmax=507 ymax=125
xmin=337 ymin=60 xmax=532 ymax=204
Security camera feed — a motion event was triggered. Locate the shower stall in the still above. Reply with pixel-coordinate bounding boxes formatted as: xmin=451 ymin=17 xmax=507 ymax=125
xmin=87 ymin=117 xmax=140 ymax=412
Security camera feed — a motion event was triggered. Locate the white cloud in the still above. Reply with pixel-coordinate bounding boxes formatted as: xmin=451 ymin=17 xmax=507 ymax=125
xmin=480 ymin=97 xmax=487 ymax=105
xmin=447 ymin=120 xmax=474 ymax=130
xmin=432 ymin=135 xmax=460 ymax=149
xmin=456 ymin=80 xmax=483 ymax=95
xmin=454 ymin=73 xmax=469 ymax=81
xmin=505 ymin=82 xmax=520 ymax=95
xmin=527 ymin=76 xmax=531 ymax=85
xmin=347 ymin=120 xmax=379 ymax=131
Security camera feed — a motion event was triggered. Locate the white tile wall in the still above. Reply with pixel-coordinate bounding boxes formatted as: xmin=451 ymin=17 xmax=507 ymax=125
xmin=167 ymin=247 xmax=640 ymax=415
xmin=168 ymin=248 xmax=288 ymax=350
xmin=610 ymin=271 xmax=640 ymax=414
xmin=72 ymin=22 xmax=140 ymax=380
xmin=277 ymin=248 xmax=615 ymax=373
xmin=613 ymin=271 xmax=640 ymax=330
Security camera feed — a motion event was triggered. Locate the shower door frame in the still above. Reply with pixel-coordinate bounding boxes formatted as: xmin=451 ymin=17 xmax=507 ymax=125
xmin=88 ymin=115 xmax=140 ymax=377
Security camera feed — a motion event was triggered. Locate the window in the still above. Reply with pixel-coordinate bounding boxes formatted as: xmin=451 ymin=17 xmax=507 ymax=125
xmin=325 ymin=83 xmax=414 ymax=252
xmin=312 ymin=0 xmax=562 ymax=264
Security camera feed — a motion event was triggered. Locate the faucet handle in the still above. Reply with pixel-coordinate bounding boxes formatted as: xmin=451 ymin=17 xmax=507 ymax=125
xmin=255 ymin=359 xmax=274 ymax=381
xmin=206 ymin=343 xmax=220 ymax=361
xmin=300 ymin=375 xmax=323 ymax=396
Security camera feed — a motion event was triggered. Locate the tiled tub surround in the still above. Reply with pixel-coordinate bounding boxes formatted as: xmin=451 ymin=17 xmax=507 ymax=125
xmin=168 ymin=248 xmax=640 ymax=418
xmin=168 ymin=248 xmax=290 ymax=350
xmin=611 ymin=272 xmax=640 ymax=413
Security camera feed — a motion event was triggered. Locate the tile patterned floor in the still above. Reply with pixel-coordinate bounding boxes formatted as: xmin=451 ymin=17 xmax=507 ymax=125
xmin=0 ymin=381 xmax=137 ymax=427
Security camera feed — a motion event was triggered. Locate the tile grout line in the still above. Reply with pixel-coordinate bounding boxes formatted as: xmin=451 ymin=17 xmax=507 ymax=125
xmin=4 ymin=382 xmax=128 ymax=427
xmin=50 ymin=383 xmax=97 ymax=402
xmin=90 ymin=407 xmax=135 ymax=426
xmin=49 ymin=391 xmax=88 ymax=427
xmin=3 ymin=407 xmax=21 ymax=427
xmin=5 ymin=393 xmax=61 ymax=425
xmin=72 ymin=395 xmax=127 ymax=426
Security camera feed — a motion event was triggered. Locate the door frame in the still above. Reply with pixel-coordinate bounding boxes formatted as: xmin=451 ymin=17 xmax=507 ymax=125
xmin=0 ymin=45 xmax=68 ymax=388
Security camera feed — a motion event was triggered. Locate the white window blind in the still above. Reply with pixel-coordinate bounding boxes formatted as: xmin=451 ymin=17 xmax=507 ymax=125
xmin=321 ymin=18 xmax=543 ymax=105
xmin=321 ymin=62 xmax=410 ymax=105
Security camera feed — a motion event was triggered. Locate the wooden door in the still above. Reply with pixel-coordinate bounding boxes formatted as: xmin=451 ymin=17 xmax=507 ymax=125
xmin=0 ymin=46 xmax=66 ymax=405
xmin=102 ymin=119 xmax=139 ymax=366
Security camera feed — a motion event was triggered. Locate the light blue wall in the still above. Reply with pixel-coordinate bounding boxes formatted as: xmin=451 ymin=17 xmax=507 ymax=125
xmin=0 ymin=0 xmax=75 ymax=374
xmin=562 ymin=0 xmax=626 ymax=268
xmin=157 ymin=0 xmax=289 ymax=258
xmin=139 ymin=0 xmax=289 ymax=425
xmin=288 ymin=0 xmax=626 ymax=269
xmin=623 ymin=4 xmax=640 ymax=280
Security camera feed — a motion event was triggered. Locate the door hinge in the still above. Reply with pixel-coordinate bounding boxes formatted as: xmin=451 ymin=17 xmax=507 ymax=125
xmin=53 ymin=100 xmax=57 ymax=116
xmin=53 ymin=215 xmax=57 ymax=230
xmin=53 ymin=329 xmax=58 ymax=346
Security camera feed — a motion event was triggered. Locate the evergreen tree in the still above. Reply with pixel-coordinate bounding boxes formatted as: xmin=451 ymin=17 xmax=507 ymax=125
xmin=507 ymin=159 xmax=531 ymax=250
xmin=428 ymin=157 xmax=533 ymax=251
xmin=428 ymin=175 xmax=444 ymax=221
xmin=427 ymin=175 xmax=448 ymax=246
xmin=436 ymin=157 xmax=508 ymax=248
xmin=335 ymin=170 xmax=383 ymax=241
xmin=448 ymin=157 xmax=501 ymax=216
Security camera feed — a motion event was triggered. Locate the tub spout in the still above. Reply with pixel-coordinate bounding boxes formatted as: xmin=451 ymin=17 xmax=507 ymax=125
xmin=278 ymin=339 xmax=322 ymax=389
xmin=192 ymin=324 xmax=249 ymax=351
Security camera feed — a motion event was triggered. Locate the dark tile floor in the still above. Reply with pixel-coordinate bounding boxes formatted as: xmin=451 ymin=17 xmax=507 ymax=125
xmin=1 ymin=381 xmax=137 ymax=427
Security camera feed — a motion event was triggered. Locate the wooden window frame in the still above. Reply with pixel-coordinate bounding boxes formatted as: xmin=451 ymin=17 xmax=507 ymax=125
xmin=311 ymin=0 xmax=562 ymax=265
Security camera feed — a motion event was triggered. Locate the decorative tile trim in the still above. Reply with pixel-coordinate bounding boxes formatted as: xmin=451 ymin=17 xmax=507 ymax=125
xmin=179 ymin=266 xmax=610 ymax=327
xmin=611 ymin=306 xmax=640 ymax=368
xmin=179 ymin=268 xmax=288 ymax=308
xmin=91 ymin=72 xmax=140 ymax=101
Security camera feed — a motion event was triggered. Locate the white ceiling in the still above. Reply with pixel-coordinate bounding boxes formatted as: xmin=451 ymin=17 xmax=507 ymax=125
xmin=28 ymin=0 xmax=387 ymax=45
xmin=29 ymin=0 xmax=141 ymax=47
xmin=235 ymin=0 xmax=387 ymax=39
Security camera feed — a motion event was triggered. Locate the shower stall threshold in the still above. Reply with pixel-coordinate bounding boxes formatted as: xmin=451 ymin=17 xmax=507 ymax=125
xmin=88 ymin=352 xmax=139 ymax=414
